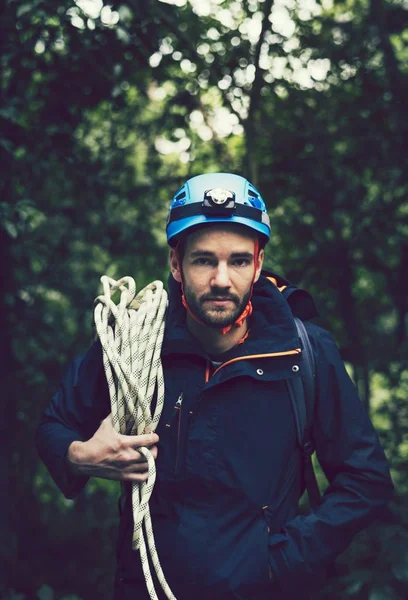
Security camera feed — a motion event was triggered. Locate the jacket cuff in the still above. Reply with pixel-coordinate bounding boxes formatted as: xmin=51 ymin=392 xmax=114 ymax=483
xmin=36 ymin=423 xmax=89 ymax=499
xmin=61 ymin=447 xmax=90 ymax=499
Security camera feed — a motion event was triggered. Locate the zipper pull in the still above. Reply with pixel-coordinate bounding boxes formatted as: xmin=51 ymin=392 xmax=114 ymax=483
xmin=165 ymin=393 xmax=183 ymax=427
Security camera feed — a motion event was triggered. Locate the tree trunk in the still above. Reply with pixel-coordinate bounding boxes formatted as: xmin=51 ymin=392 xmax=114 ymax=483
xmin=0 ymin=228 xmax=15 ymax=593
xmin=243 ymin=0 xmax=274 ymax=185
xmin=334 ymin=242 xmax=371 ymax=413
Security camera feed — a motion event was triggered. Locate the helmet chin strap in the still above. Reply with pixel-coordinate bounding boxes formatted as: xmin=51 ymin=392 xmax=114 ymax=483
xmin=176 ymin=239 xmax=260 ymax=337
xmin=219 ymin=237 xmax=259 ymax=335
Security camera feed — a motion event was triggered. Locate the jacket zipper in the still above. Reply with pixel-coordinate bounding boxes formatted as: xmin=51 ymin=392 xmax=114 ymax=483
xmin=165 ymin=393 xmax=183 ymax=427
xmin=165 ymin=393 xmax=184 ymax=474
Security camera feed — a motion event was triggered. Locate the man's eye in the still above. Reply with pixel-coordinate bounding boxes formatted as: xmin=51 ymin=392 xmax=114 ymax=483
xmin=194 ymin=258 xmax=212 ymax=266
xmin=233 ymin=259 xmax=250 ymax=267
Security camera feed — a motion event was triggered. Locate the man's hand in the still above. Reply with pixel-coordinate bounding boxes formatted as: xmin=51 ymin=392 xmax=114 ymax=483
xmin=67 ymin=414 xmax=159 ymax=482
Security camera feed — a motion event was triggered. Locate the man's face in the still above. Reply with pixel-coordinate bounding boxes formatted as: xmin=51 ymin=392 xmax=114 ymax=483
xmin=170 ymin=224 xmax=264 ymax=329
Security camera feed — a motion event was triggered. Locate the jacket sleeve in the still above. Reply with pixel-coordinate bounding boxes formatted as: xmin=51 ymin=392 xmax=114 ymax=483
xmin=36 ymin=342 xmax=110 ymax=499
xmin=268 ymin=326 xmax=394 ymax=586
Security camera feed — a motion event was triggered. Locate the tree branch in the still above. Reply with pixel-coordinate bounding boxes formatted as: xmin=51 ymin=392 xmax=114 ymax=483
xmin=126 ymin=0 xmax=243 ymax=124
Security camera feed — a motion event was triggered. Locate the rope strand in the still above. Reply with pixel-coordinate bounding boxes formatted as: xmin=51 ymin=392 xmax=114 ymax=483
xmin=94 ymin=276 xmax=176 ymax=600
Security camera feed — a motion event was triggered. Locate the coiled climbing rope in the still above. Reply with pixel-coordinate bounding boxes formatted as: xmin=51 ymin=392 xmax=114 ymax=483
xmin=94 ymin=275 xmax=176 ymax=600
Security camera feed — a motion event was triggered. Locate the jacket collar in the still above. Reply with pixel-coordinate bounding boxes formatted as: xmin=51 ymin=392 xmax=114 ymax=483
xmin=161 ymin=270 xmax=318 ymax=359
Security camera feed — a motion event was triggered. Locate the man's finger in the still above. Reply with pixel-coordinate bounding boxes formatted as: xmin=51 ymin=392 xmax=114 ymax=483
xmin=130 ymin=445 xmax=158 ymax=462
xmin=121 ymin=461 xmax=149 ymax=473
xmin=120 ymin=433 xmax=159 ymax=448
xmin=122 ymin=471 xmax=150 ymax=482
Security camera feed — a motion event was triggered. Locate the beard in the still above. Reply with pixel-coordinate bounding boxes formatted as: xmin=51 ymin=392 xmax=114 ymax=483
xmin=183 ymin=285 xmax=252 ymax=329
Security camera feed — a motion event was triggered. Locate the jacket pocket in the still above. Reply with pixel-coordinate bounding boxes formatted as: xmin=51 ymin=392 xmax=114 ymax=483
xmin=230 ymin=512 xmax=271 ymax=600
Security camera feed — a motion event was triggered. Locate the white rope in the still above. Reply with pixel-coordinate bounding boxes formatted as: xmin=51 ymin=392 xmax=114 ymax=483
xmin=94 ymin=276 xmax=176 ymax=600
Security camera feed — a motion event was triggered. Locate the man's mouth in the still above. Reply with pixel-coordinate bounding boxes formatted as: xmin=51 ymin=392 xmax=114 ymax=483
xmin=203 ymin=297 xmax=236 ymax=305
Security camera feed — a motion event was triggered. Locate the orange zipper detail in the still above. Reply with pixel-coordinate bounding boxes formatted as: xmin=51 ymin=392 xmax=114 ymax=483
xmin=205 ymin=360 xmax=211 ymax=383
xmin=212 ymin=348 xmax=301 ymax=378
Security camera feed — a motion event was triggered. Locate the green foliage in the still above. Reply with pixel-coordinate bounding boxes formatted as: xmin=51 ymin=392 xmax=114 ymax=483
xmin=2 ymin=0 xmax=407 ymax=598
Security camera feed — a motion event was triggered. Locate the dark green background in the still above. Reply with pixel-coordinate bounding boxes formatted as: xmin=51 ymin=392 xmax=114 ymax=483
xmin=1 ymin=1 xmax=407 ymax=598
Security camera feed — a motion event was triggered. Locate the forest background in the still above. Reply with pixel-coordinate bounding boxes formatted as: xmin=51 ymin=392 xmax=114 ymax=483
xmin=1 ymin=0 xmax=408 ymax=598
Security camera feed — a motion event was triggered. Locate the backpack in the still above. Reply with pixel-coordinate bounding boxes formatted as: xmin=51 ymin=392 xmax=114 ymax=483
xmin=265 ymin=274 xmax=321 ymax=509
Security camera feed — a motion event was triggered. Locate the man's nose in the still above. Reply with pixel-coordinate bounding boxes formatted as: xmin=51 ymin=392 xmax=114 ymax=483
xmin=211 ymin=263 xmax=231 ymax=288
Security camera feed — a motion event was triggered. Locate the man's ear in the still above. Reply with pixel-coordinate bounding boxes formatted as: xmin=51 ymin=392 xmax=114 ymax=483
xmin=169 ymin=248 xmax=182 ymax=283
xmin=254 ymin=249 xmax=264 ymax=283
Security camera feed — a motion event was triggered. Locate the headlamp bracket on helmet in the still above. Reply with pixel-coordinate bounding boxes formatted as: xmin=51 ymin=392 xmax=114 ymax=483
xmin=202 ymin=188 xmax=236 ymax=216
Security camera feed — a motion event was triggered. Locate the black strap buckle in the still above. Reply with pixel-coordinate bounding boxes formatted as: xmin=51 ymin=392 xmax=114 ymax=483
xmin=303 ymin=440 xmax=315 ymax=458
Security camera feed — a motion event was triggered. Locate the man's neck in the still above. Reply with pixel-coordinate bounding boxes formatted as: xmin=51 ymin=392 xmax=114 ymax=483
xmin=186 ymin=314 xmax=248 ymax=355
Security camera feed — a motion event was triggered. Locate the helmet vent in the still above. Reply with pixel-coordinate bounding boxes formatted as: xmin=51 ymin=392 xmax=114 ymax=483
xmin=175 ymin=191 xmax=186 ymax=201
xmin=248 ymin=189 xmax=259 ymax=198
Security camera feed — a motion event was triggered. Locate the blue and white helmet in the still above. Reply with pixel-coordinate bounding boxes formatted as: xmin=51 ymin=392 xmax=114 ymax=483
xmin=166 ymin=173 xmax=271 ymax=247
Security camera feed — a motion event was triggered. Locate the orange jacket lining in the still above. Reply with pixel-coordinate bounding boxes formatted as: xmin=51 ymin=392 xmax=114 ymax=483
xmin=212 ymin=348 xmax=301 ymax=378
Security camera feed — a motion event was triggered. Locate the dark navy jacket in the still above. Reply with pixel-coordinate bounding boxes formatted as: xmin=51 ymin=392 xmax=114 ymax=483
xmin=36 ymin=272 xmax=393 ymax=600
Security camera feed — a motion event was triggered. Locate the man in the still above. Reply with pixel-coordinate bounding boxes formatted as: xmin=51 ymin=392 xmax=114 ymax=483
xmin=36 ymin=173 xmax=393 ymax=600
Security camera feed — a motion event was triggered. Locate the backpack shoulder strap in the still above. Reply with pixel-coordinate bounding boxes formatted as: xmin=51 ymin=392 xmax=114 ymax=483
xmin=264 ymin=275 xmax=321 ymax=507
xmin=294 ymin=317 xmax=316 ymax=443
xmin=286 ymin=317 xmax=322 ymax=509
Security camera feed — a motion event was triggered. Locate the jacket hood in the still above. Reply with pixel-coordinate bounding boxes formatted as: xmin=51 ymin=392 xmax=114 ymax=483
xmin=162 ymin=270 xmax=318 ymax=359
